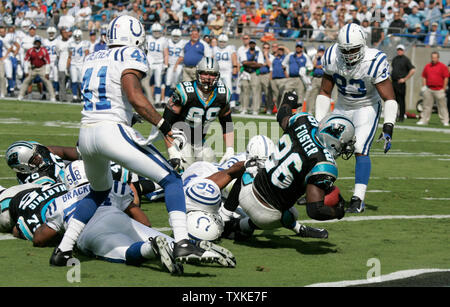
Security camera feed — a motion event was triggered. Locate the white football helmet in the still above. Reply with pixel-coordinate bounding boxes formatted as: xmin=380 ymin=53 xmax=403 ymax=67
xmin=171 ymin=28 xmax=182 ymax=43
xmin=47 ymin=26 xmax=57 ymax=40
xmin=64 ymin=160 xmax=89 ymax=190
xmin=246 ymin=135 xmax=276 ymax=160
xmin=185 ymin=178 xmax=222 ymax=214
xmin=218 ymin=34 xmax=228 ymax=49
xmin=107 ymin=15 xmax=146 ymax=49
xmin=187 ymin=211 xmax=224 ymax=242
xmin=73 ymin=29 xmax=83 ymax=43
xmin=151 ymin=23 xmax=163 ymax=38
xmin=5 ymin=141 xmax=44 ymax=174
xmin=337 ymin=23 xmax=367 ymax=67
xmin=316 ymin=114 xmax=356 ymax=160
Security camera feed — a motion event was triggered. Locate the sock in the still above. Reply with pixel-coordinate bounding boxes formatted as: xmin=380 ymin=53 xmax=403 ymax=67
xmin=125 ymin=241 xmax=149 ymax=266
xmin=71 ymin=82 xmax=78 ymax=97
xmin=281 ymin=210 xmax=297 ymax=229
xmin=57 ymin=219 xmax=85 ymax=252
xmin=169 ymin=210 xmax=189 ymax=243
xmin=354 ymin=155 xmax=371 ymax=201
xmin=53 ymin=81 xmax=59 ymax=92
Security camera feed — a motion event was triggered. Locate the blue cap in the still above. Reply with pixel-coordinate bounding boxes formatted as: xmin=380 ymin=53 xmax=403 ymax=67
xmin=318 ymin=44 xmax=325 ymax=51
xmin=296 ymin=41 xmax=303 ymax=47
xmin=89 ymin=30 xmax=96 ymax=36
xmin=100 ymin=29 xmax=107 ymax=35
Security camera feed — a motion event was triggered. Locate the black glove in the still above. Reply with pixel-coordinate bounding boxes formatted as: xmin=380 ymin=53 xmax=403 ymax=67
xmin=377 ymin=123 xmax=394 ymax=154
xmin=131 ymin=113 xmax=143 ymax=126
xmin=335 ymin=194 xmax=346 ymax=220
xmin=168 ymin=158 xmax=184 ymax=173
xmin=282 ymin=90 xmax=300 ymax=109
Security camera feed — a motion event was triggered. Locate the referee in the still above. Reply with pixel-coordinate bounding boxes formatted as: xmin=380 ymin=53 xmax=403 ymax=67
xmin=391 ymin=44 xmax=415 ymax=122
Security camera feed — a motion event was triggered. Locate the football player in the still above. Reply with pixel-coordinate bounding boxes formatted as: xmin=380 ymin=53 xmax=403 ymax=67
xmin=4 ymin=25 xmax=22 ymax=96
xmin=163 ymin=56 xmax=235 ymax=171
xmin=213 ymin=34 xmax=239 ymax=106
xmin=219 ymin=91 xmax=355 ymax=240
xmin=164 ymin=29 xmax=185 ymax=104
xmin=314 ymin=23 xmax=398 ymax=213
xmin=43 ymin=26 xmax=60 ymax=99
xmin=51 ymin=16 xmax=217 ymax=267
xmin=67 ymin=29 xmax=89 ymax=103
xmin=144 ymin=23 xmax=169 ymax=107
xmin=5 ymin=141 xmax=66 ymax=185
xmin=55 ymin=27 xmax=72 ymax=102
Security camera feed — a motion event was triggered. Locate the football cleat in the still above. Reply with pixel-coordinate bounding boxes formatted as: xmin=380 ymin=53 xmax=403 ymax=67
xmin=151 ymin=236 xmax=183 ymax=275
xmin=346 ymin=196 xmax=365 ymax=213
xmin=173 ymin=239 xmax=220 ymax=264
xmin=49 ymin=247 xmax=73 ymax=266
xmin=197 ymin=240 xmax=236 ymax=268
xmin=297 ymin=225 xmax=329 ymax=239
xmin=222 ymin=218 xmax=253 ymax=241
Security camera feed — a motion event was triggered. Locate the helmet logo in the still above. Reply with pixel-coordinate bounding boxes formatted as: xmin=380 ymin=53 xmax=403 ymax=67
xmin=7 ymin=152 xmax=19 ymax=167
xmin=320 ymin=124 xmax=345 ymax=139
xmin=129 ymin=19 xmax=142 ymax=37
xmin=196 ymin=216 xmax=211 ymax=231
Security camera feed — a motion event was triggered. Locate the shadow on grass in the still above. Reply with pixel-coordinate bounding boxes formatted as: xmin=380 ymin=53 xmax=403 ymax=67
xmin=230 ymin=232 xmax=338 ymax=255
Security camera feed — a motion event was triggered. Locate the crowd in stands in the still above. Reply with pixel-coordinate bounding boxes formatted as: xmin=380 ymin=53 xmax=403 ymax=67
xmin=0 ymin=0 xmax=450 ymax=46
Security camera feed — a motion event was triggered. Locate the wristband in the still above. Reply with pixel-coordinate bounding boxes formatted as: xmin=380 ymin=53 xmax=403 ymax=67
xmin=157 ymin=118 xmax=171 ymax=136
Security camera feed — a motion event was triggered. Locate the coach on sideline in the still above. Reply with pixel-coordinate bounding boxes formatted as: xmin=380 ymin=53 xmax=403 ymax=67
xmin=18 ymin=36 xmax=56 ymax=102
xmin=175 ymin=27 xmax=212 ymax=82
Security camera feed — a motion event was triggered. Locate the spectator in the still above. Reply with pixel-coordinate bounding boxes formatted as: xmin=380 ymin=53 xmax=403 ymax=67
xmin=412 ymin=23 xmax=426 ymax=43
xmin=180 ymin=12 xmax=192 ymax=34
xmin=282 ymin=41 xmax=313 ymax=107
xmin=128 ymin=1 xmax=142 ymax=20
xmin=264 ymin=16 xmax=281 ymax=36
xmin=146 ymin=4 xmax=161 ymax=26
xmin=304 ymin=44 xmax=325 ymax=115
xmin=55 ymin=27 xmax=71 ymax=102
xmin=222 ymin=12 xmax=237 ymax=37
xmin=324 ymin=17 xmax=339 ymax=41
xmin=238 ymin=38 xmax=264 ymax=115
xmin=311 ymin=15 xmax=326 ymax=41
xmin=391 ymin=44 xmax=416 ymax=122
xmin=58 ymin=6 xmax=75 ymax=30
xmin=76 ymin=0 xmax=92 ymax=29
xmin=115 ymin=2 xmax=128 ymax=17
xmin=161 ymin=7 xmax=180 ymax=31
xmin=361 ymin=19 xmax=372 ymax=40
xmin=300 ymin=16 xmax=314 ymax=39
xmin=93 ymin=29 xmax=107 ymax=52
xmin=254 ymin=14 xmax=268 ymax=37
xmin=371 ymin=20 xmax=385 ymax=47
xmin=260 ymin=42 xmax=273 ymax=114
xmin=406 ymin=5 xmax=424 ymax=33
xmin=357 ymin=5 xmax=372 ymax=23
xmin=424 ymin=22 xmax=447 ymax=46
xmin=270 ymin=44 xmax=287 ymax=110
xmin=417 ymin=51 xmax=449 ymax=126
xmin=424 ymin=0 xmax=443 ymax=28
xmin=18 ymin=36 xmax=56 ymax=102
xmin=176 ymin=27 xmax=211 ymax=82
xmin=210 ymin=11 xmax=225 ymax=36
xmin=191 ymin=11 xmax=205 ymax=31
xmin=279 ymin=18 xmax=296 ymax=38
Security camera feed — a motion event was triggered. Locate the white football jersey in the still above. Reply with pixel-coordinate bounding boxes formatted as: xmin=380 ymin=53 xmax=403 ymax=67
xmin=56 ymin=38 xmax=72 ymax=72
xmin=167 ymin=38 xmax=186 ymax=66
xmin=43 ymin=37 xmax=59 ymax=64
xmin=213 ymin=45 xmax=236 ymax=72
xmin=146 ymin=35 xmax=167 ymax=65
xmin=69 ymin=40 xmax=89 ymax=65
xmin=45 ymin=182 xmax=133 ymax=233
xmin=80 ymin=46 xmax=148 ymax=125
xmin=182 ymin=161 xmax=220 ymax=186
xmin=217 ymin=152 xmax=247 ymax=170
xmin=323 ymin=44 xmax=390 ymax=109
xmin=21 ymin=34 xmax=35 ymax=53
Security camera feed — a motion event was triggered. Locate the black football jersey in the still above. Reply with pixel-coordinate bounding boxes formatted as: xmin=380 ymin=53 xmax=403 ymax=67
xmin=167 ymin=80 xmax=231 ymax=145
xmin=16 ymin=144 xmax=65 ymax=185
xmin=253 ymin=113 xmax=338 ymax=211
xmin=9 ymin=183 xmax=67 ymax=240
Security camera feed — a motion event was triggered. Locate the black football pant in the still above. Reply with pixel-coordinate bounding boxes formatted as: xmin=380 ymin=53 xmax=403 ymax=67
xmin=393 ymin=80 xmax=406 ymax=121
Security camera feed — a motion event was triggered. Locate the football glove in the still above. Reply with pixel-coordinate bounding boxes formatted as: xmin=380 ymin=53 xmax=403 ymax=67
xmin=219 ymin=147 xmax=234 ymax=164
xmin=131 ymin=113 xmax=143 ymax=126
xmin=282 ymin=90 xmax=300 ymax=109
xmin=170 ymin=128 xmax=187 ymax=151
xmin=377 ymin=123 xmax=394 ymax=154
xmin=167 ymin=145 xmax=185 ymax=173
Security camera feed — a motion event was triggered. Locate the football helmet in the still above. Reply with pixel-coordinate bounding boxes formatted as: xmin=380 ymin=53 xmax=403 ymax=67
xmin=171 ymin=28 xmax=182 ymax=43
xmin=21 ymin=19 xmax=32 ymax=32
xmin=47 ymin=26 xmax=57 ymax=40
xmin=107 ymin=15 xmax=146 ymax=49
xmin=337 ymin=23 xmax=366 ymax=67
xmin=187 ymin=211 xmax=224 ymax=242
xmin=218 ymin=34 xmax=228 ymax=49
xmin=196 ymin=57 xmax=220 ymax=92
xmin=316 ymin=114 xmax=356 ymax=160
xmin=246 ymin=135 xmax=276 ymax=160
xmin=151 ymin=23 xmax=163 ymax=38
xmin=73 ymin=29 xmax=83 ymax=43
xmin=64 ymin=160 xmax=89 ymax=190
xmin=5 ymin=141 xmax=45 ymax=174
xmin=185 ymin=178 xmax=222 ymax=214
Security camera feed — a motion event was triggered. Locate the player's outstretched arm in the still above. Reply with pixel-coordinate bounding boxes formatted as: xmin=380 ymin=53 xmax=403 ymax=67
xmin=47 ymin=146 xmax=79 ymax=161
xmin=206 ymin=161 xmax=245 ymax=189
xmin=276 ymin=90 xmax=300 ymax=131
xmin=124 ymin=202 xmax=151 ymax=227
xmin=375 ymin=79 xmax=397 ymax=153
xmin=315 ymin=74 xmax=334 ymax=122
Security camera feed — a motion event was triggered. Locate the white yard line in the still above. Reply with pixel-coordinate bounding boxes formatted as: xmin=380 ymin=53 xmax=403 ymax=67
xmin=298 ymin=214 xmax=450 ymax=224
xmin=306 ymin=268 xmax=450 ymax=287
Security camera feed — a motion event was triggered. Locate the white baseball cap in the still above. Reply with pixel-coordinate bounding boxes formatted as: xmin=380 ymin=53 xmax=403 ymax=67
xmin=396 ymin=44 xmax=405 ymax=50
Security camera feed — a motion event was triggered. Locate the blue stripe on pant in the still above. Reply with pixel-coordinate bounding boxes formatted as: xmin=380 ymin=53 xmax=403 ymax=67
xmin=361 ymin=102 xmax=382 ymax=156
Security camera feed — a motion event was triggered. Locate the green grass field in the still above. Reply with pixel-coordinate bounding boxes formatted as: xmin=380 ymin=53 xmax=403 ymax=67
xmin=0 ymin=99 xmax=449 ymax=287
